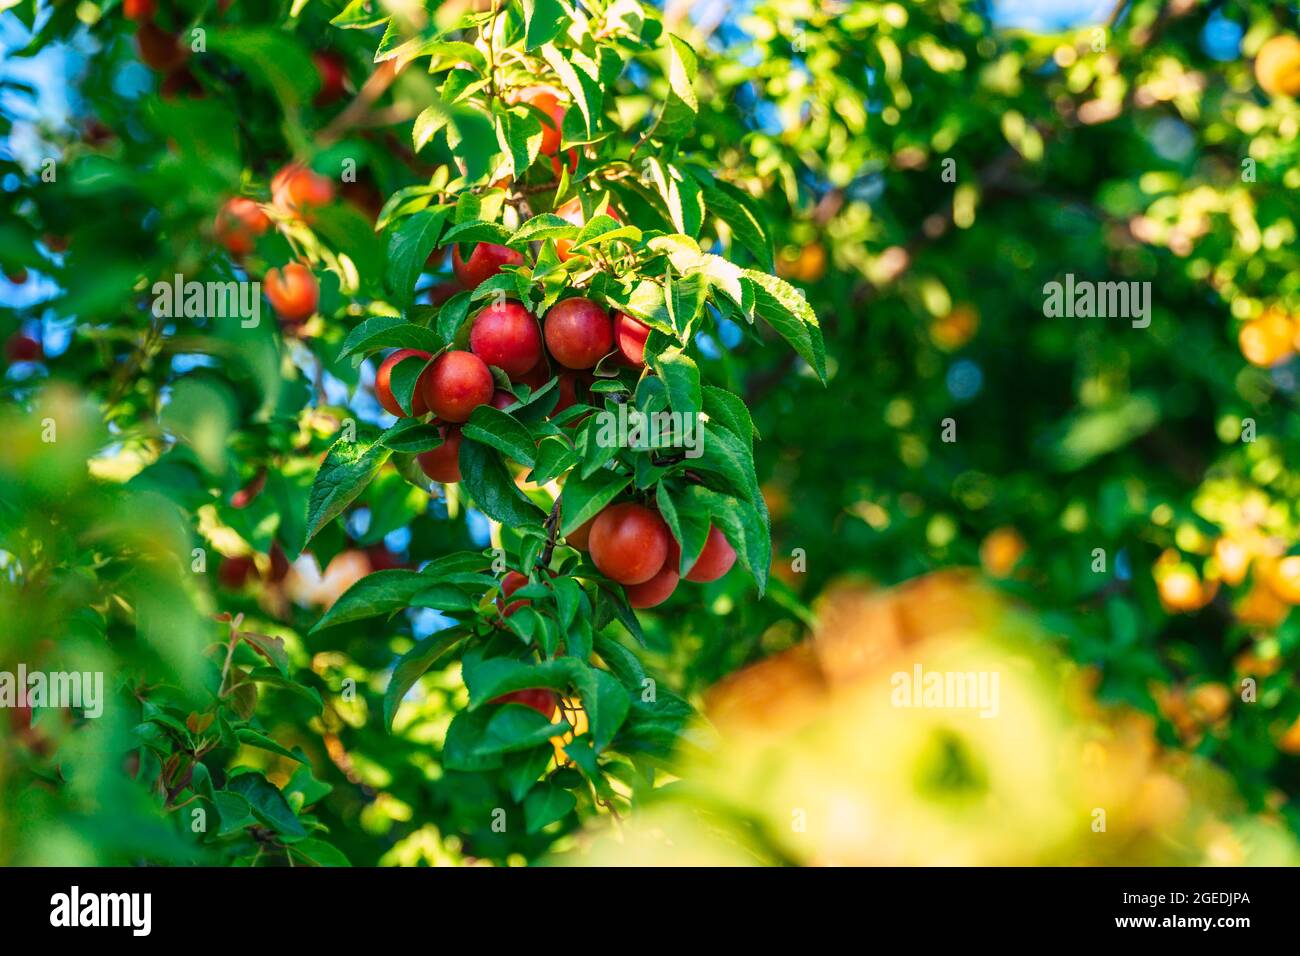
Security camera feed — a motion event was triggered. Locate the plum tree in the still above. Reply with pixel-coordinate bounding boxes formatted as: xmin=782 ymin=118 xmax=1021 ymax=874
xmin=452 ymin=243 xmax=523 ymax=289
xmin=612 ymin=311 xmax=650 ymax=367
xmin=588 ymin=503 xmax=672 ymax=586
xmin=214 ymin=198 xmax=270 ymax=257
xmin=543 ymin=297 xmax=613 ymax=369
xmin=469 ymin=301 xmax=543 ymax=379
xmin=123 ymin=0 xmax=155 ymax=20
xmin=312 ymin=52 xmax=347 ymax=106
xmin=264 ymin=263 xmax=318 ymax=324
xmin=625 ymin=565 xmax=679 ymax=609
xmin=135 ymin=23 xmax=185 ymax=72
xmin=420 ymin=350 xmax=494 ymax=423
xmin=272 ymin=163 xmax=334 ymax=213
xmin=684 ymin=526 xmax=738 ymax=583
xmin=375 ymin=349 xmax=432 ymax=418
xmin=497 ymin=570 xmax=530 ymax=617
xmin=491 ymin=688 xmax=558 ymax=717
xmin=554 ymin=197 xmax=621 ymax=261
xmin=416 ymin=426 xmax=462 ymax=484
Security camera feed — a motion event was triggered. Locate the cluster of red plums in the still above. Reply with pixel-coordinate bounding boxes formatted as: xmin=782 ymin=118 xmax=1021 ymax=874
xmin=495 ymin=503 xmax=737 ymax=610
xmin=213 ymin=164 xmax=336 ymax=325
xmin=376 ymin=260 xmax=652 ymax=487
xmin=201 ymin=53 xmax=729 ymax=607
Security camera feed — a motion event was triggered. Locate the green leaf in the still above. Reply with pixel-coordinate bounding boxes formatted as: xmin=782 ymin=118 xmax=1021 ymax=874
xmin=464 ymin=656 xmax=583 ymax=708
xmin=414 ymin=98 xmax=499 ymax=179
xmin=339 ymin=315 xmax=443 ymax=363
xmin=702 ymin=177 xmax=773 ymax=270
xmin=552 ymin=575 xmax=582 ymax=631
xmin=235 ymin=728 xmax=304 ymax=762
xmin=524 ymin=784 xmax=576 ymax=833
xmin=646 ymin=159 xmax=704 ymax=238
xmin=383 ymin=626 xmax=468 ymax=731
xmin=702 ymin=385 xmax=757 ymax=456
xmin=385 ymin=207 xmax=449 ymax=308
xmin=288 ymin=839 xmax=352 ymax=867
xmin=743 ymin=270 xmax=827 ymax=382
xmin=687 ymin=485 xmax=770 ymax=595
xmin=458 ymin=439 xmax=547 ymax=526
xmin=312 ymin=569 xmax=433 ymax=632
xmin=436 ymin=290 xmax=476 ymax=349
xmin=512 ymin=214 xmax=580 ymax=244
xmin=332 ymin=0 xmax=390 ymax=29
xmin=226 ymin=772 xmax=306 ymax=837
xmin=559 ymin=469 xmax=631 ymax=535
xmin=379 ymin=419 xmax=444 ymax=454
xmin=474 ymin=705 xmax=568 ymax=756
xmin=442 ymin=219 xmax=515 ymax=247
xmin=574 ymin=668 xmax=630 ymax=753
xmin=496 ymin=105 xmax=544 ymax=179
xmin=657 ymin=482 xmax=711 ymax=574
xmin=541 ymin=44 xmax=602 ymax=137
xmin=214 ymin=792 xmax=256 ymax=836
xmin=649 ymin=346 xmax=701 ymax=416
xmin=462 ymin=405 xmax=537 ymax=467
xmin=503 ymin=746 xmax=555 ymax=802
xmin=523 ymin=0 xmax=569 ymax=50
xmin=650 ymin=35 xmax=699 ymax=142
xmin=304 ymin=437 xmax=392 ymax=545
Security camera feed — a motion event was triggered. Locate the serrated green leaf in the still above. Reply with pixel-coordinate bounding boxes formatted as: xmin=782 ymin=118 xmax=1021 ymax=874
xmin=458 ymin=438 xmax=547 ymax=526
xmin=383 ymin=626 xmax=467 ymax=731
xmin=304 ymin=437 xmax=392 ymax=544
xmin=559 ymin=469 xmax=631 ymax=535
xmin=385 ymin=207 xmax=449 ymax=308
xmin=462 ymin=405 xmax=538 ymax=467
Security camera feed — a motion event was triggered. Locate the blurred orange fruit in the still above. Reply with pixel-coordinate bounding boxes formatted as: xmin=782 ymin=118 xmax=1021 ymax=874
xmin=1277 ymin=715 xmax=1300 ymax=754
xmin=775 ymin=242 xmax=827 ymax=283
xmin=1155 ymin=553 xmax=1216 ymax=613
xmin=1255 ymin=35 xmax=1300 ymax=97
xmin=1234 ymin=581 xmax=1289 ymax=627
xmin=980 ymin=526 xmax=1026 ymax=578
xmin=1263 ymin=555 xmax=1300 ymax=604
xmin=930 ymin=304 xmax=980 ymax=351
xmin=1238 ymin=309 xmax=1294 ymax=367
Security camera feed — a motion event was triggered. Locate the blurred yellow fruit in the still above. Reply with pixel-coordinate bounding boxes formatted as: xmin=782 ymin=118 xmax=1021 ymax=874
xmin=1212 ymin=536 xmax=1250 ymax=587
xmin=980 ymin=526 xmax=1026 ymax=578
xmin=1188 ymin=683 xmax=1232 ymax=724
xmin=1155 ymin=556 xmax=1216 ymax=613
xmin=930 ymin=304 xmax=980 ymax=351
xmin=1255 ymin=35 xmax=1300 ymax=97
xmin=1238 ymin=309 xmax=1294 ymax=367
